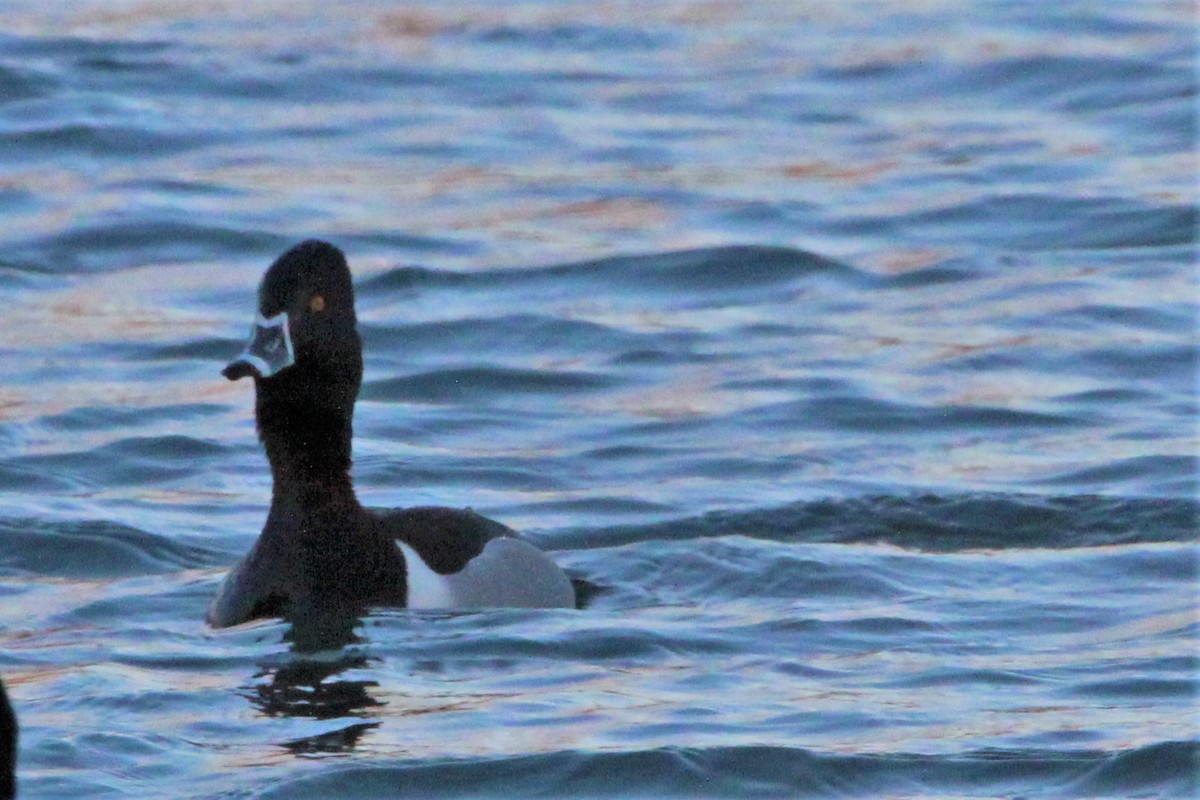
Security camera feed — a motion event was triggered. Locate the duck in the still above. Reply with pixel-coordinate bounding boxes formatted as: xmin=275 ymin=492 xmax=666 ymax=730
xmin=207 ymin=240 xmax=575 ymax=629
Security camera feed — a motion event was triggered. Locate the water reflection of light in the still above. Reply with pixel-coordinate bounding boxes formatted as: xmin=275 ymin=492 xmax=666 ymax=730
xmin=3 ymin=267 xmax=238 ymax=350
xmin=0 ymin=378 xmax=237 ymax=426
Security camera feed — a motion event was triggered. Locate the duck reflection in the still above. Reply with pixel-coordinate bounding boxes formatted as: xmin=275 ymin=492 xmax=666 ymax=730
xmin=243 ymin=615 xmax=384 ymax=754
xmin=247 ymin=653 xmax=381 ymax=721
xmin=281 ymin=721 xmax=380 ymax=756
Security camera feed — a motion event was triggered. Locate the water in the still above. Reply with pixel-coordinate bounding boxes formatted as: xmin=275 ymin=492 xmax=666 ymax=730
xmin=0 ymin=1 xmax=1196 ymax=797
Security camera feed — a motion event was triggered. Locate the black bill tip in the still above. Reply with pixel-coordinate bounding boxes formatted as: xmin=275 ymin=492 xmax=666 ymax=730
xmin=222 ymin=360 xmax=260 ymax=381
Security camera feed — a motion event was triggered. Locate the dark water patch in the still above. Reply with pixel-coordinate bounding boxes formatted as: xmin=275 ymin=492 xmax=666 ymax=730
xmin=1070 ymin=677 xmax=1195 ymax=700
xmin=505 ymin=496 xmax=678 ymax=518
xmin=670 ymin=454 xmax=806 ymax=482
xmin=932 ymin=349 xmax=1025 ymax=373
xmin=346 ymin=62 xmax=571 ymax=96
xmin=355 ymin=406 xmax=548 ymax=446
xmin=949 ymin=54 xmax=1189 ymax=113
xmin=42 ymin=404 xmax=227 ymax=432
xmin=1076 ymin=343 xmax=1197 ymax=383
xmin=555 ymin=494 xmax=1200 ymax=552
xmin=1 ymin=34 xmax=385 ymax=108
xmin=1008 ymin=302 xmax=1199 ymax=341
xmin=99 ymin=435 xmax=225 ymax=461
xmin=141 ymin=338 xmax=243 ymax=362
xmin=367 ymin=134 xmax=485 ymax=161
xmin=0 ymin=61 xmax=56 ymax=104
xmin=51 ymin=575 xmax=213 ymax=628
xmin=0 ymin=34 xmax=172 ymax=60
xmin=362 ymin=365 xmax=621 ymax=404
xmin=816 ymin=57 xmax=927 ymax=85
xmin=0 ymin=517 xmax=215 ymax=578
xmin=1068 ymin=203 xmax=1198 ymax=251
xmin=608 ymin=86 xmax=760 ymax=121
xmin=0 ymin=257 xmax=69 ymax=282
xmin=608 ymin=415 xmax=720 ymax=444
xmin=361 ymin=314 xmax=648 ymax=360
xmin=876 ymin=261 xmax=980 ymax=289
xmin=1052 ymin=387 xmax=1168 ymax=408
xmin=75 ymin=52 xmax=178 ymax=75
xmin=735 ymin=321 xmax=827 ymax=338
xmin=569 ymin=537 xmax=905 ymax=606
xmin=5 ymin=123 xmax=198 ymax=159
xmin=1005 ymin=7 xmax=1178 ymax=38
xmin=575 ymin=246 xmax=865 ymax=293
xmin=832 ymin=614 xmax=944 ymax=640
xmin=10 ymin=221 xmax=285 ymax=273
xmin=1068 ymin=740 xmax=1199 ymax=799
xmin=334 ymin=230 xmax=477 ymax=258
xmin=709 ymin=198 xmax=799 ymax=228
xmin=780 ymin=103 xmax=861 ymax=127
xmin=360 ymin=245 xmax=868 ymax=298
xmin=881 ymin=667 xmax=1042 ymax=690
xmin=1070 ymin=303 xmax=1195 ymax=334
xmin=544 ymin=623 xmax=743 ymax=663
xmin=108 ymin=177 xmax=245 ymax=198
xmin=747 ymin=395 xmax=1082 ymax=433
xmin=609 ymin=345 xmax=725 ymax=368
xmin=1075 ymin=546 xmax=1199 ymax=585
xmin=313 ymin=63 xmax=618 ymax=114
xmin=376 ymin=612 xmax=705 ymax=665
xmin=356 ymin=264 xmax=472 ymax=294
xmin=1106 ymin=86 xmax=1198 ymax=151
xmin=252 ymin=743 xmax=1195 ymax=799
xmin=561 ymin=442 xmax=669 ymax=461
xmin=362 ymin=461 xmax=569 ymax=493
xmin=1034 ymin=455 xmax=1200 ymax=495
xmin=716 ymin=375 xmax=853 ymax=395
xmin=838 ymin=194 xmax=1196 ymax=251
xmin=2 ymin=434 xmax=226 ymax=490
xmin=0 ymin=459 xmax=80 ymax=493
xmin=476 ymin=22 xmax=670 ymax=52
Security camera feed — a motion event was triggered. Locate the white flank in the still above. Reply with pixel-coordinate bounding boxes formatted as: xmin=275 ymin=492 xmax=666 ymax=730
xmin=396 ymin=541 xmax=457 ymax=609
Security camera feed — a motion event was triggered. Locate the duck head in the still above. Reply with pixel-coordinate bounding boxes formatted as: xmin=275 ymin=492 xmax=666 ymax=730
xmin=225 ymin=240 xmax=363 ymax=483
xmin=224 ymin=239 xmax=361 ymax=387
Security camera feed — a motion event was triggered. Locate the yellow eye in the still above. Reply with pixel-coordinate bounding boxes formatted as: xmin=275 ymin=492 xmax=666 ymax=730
xmin=308 ymin=295 xmax=326 ymax=313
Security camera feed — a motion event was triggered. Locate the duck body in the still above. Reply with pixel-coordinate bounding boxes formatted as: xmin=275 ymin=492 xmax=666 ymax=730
xmin=207 ymin=240 xmax=574 ymax=629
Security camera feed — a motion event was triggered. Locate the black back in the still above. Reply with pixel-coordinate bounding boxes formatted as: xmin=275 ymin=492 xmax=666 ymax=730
xmin=377 ymin=506 xmax=513 ymax=574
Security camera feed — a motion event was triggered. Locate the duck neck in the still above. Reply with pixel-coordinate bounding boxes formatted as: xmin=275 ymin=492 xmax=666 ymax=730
xmin=257 ymin=390 xmax=358 ymax=509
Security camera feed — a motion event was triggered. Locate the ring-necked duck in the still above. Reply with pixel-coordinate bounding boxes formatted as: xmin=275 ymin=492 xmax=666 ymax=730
xmin=207 ymin=240 xmax=574 ymax=629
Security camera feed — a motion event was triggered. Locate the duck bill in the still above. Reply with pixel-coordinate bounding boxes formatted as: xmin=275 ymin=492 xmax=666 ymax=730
xmin=222 ymin=311 xmax=295 ymax=381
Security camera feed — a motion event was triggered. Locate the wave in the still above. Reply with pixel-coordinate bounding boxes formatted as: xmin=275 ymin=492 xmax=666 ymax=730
xmin=0 ymin=434 xmax=230 ymax=493
xmin=828 ymin=195 xmax=1196 ymax=251
xmin=3 ymin=492 xmax=1190 ymax=586
xmin=252 ymin=741 xmax=1198 ymax=799
xmin=554 ymin=493 xmax=1200 ymax=552
xmin=4 ymin=221 xmax=283 ymax=274
xmin=0 ymin=517 xmax=216 ymax=578
xmin=357 ymin=245 xmax=870 ymax=295
xmin=363 ymin=365 xmax=620 ymax=404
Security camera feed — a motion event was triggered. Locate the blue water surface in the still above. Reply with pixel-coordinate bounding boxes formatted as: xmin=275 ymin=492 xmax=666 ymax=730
xmin=0 ymin=1 xmax=1196 ymax=798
